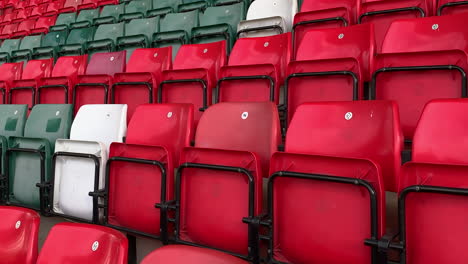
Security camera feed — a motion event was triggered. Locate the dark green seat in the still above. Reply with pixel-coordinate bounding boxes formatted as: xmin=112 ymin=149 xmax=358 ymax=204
xmin=153 ymin=10 xmax=198 ymax=58
xmin=117 ymin=17 xmax=159 ymax=59
xmin=178 ymin=0 xmax=212 ymax=12
xmin=119 ymin=0 xmax=152 ymax=22
xmin=11 ymin=35 xmax=42 ymax=62
xmin=191 ymin=2 xmax=244 ymax=52
xmin=214 ymin=0 xmax=250 ymax=15
xmin=33 ymin=30 xmax=68 ymax=60
xmin=86 ymin=22 xmax=124 ymax=55
xmin=71 ymin=8 xmax=100 ymax=29
xmin=94 ymin=4 xmax=125 ymax=26
xmin=147 ymin=0 xmax=181 ymax=17
xmin=58 ymin=26 xmax=95 ymax=56
xmin=7 ymin=104 xmax=72 ymax=211
xmin=50 ymin=12 xmax=77 ymax=32
xmin=0 ymin=39 xmax=21 ymax=63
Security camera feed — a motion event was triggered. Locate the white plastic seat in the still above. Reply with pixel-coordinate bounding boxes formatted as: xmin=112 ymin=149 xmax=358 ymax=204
xmin=51 ymin=104 xmax=127 ymax=221
xmin=237 ymin=0 xmax=298 ymax=38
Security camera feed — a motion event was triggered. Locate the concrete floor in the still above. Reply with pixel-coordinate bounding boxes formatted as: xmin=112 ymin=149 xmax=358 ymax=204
xmin=39 ymin=216 xmax=163 ymax=263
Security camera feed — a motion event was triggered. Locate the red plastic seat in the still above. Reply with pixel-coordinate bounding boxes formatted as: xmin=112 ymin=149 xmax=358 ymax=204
xmin=0 ymin=62 xmax=23 ymax=104
xmin=29 ymin=14 xmax=56 ymax=34
xmin=13 ymin=7 xmax=31 ymax=21
xmin=112 ymin=47 xmax=172 ymax=123
xmin=41 ymin=0 xmax=63 ymax=16
xmin=267 ymin=101 xmax=400 ymax=263
xmin=437 ymin=0 xmax=468 ymax=15
xmin=106 ymin=104 xmax=193 ymax=248
xmin=0 ymin=22 xmax=19 ymax=39
xmin=287 ymin=23 xmax=374 ymax=124
xmin=144 ymin=102 xmax=281 ymax=263
xmin=74 ymin=51 xmax=126 ymax=114
xmin=97 ymin=0 xmax=117 ymax=7
xmin=0 ymin=206 xmax=40 ymax=264
xmin=26 ymin=3 xmax=47 ymax=19
xmin=37 ymin=223 xmax=128 ymax=264
xmin=217 ymin=33 xmax=291 ymax=104
xmin=294 ymin=0 xmax=357 ymax=52
xmin=0 ymin=8 xmax=18 ymax=26
xmin=159 ymin=41 xmax=226 ymax=127
xmin=77 ymin=0 xmax=98 ymax=10
xmin=358 ymin=0 xmax=430 ymax=51
xmin=398 ymin=99 xmax=468 ymax=264
xmin=10 ymin=58 xmax=53 ymax=109
xmin=59 ymin=0 xmax=82 ymax=13
xmin=38 ymin=55 xmax=87 ymax=104
xmin=11 ymin=18 xmax=36 ymax=38
xmin=371 ymin=14 xmax=468 ymax=142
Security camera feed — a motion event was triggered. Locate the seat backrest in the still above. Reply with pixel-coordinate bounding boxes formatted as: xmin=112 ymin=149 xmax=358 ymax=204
xmin=37 ymin=223 xmax=127 ymax=264
xmin=41 ymin=30 xmax=68 ymax=48
xmin=301 ymin=0 xmax=356 ymax=13
xmin=74 ymin=8 xmax=99 ymax=25
xmin=34 ymin=15 xmax=57 ymax=29
xmin=286 ymin=101 xmax=403 ymax=191
xmin=93 ymin=22 xmax=124 ymax=42
xmin=22 ymin=58 xmax=54 ymax=80
xmin=2 ymin=23 xmax=19 ymax=34
xmin=63 ymin=0 xmax=82 ymax=9
xmin=0 ymin=62 xmax=23 ymax=85
xmin=381 ymin=13 xmax=468 ymax=54
xmin=124 ymin=16 xmax=159 ymax=40
xmin=24 ymin=104 xmax=73 ymax=144
xmin=125 ymin=0 xmax=151 ymax=13
xmin=66 ymin=26 xmax=95 ymax=45
xmin=18 ymin=35 xmax=42 ymax=51
xmin=100 ymin=3 xmax=125 ymax=19
xmin=71 ymin=104 xmax=127 ymax=151
xmin=126 ymin=47 xmax=172 ymax=76
xmin=245 ymin=0 xmax=298 ymax=31
xmin=51 ymin=55 xmax=88 ymax=78
xmin=173 ymin=41 xmax=226 ymax=74
xmin=16 ymin=18 xmax=36 ymax=31
xmin=195 ymin=102 xmax=281 ymax=174
xmin=160 ymin=9 xmax=198 ymax=33
xmin=55 ymin=12 xmax=76 ymax=26
xmin=0 ymin=206 xmax=40 ymax=264
xmin=85 ymin=51 xmax=126 ymax=75
xmin=153 ymin=0 xmax=181 ymax=10
xmin=199 ymin=3 xmax=243 ymax=29
xmin=0 ymin=104 xmax=28 ymax=138
xmin=0 ymin=39 xmax=21 ymax=53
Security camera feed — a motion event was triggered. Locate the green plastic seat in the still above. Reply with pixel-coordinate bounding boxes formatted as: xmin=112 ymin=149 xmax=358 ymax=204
xmin=117 ymin=17 xmax=159 ymax=59
xmin=50 ymin=12 xmax=77 ymax=32
xmin=94 ymin=4 xmax=125 ymax=26
xmin=153 ymin=10 xmax=198 ymax=58
xmin=119 ymin=0 xmax=152 ymax=22
xmin=7 ymin=104 xmax=72 ymax=211
xmin=0 ymin=39 xmax=21 ymax=63
xmin=11 ymin=35 xmax=42 ymax=62
xmin=214 ymin=0 xmax=250 ymax=15
xmin=191 ymin=3 xmax=244 ymax=52
xmin=86 ymin=22 xmax=124 ymax=55
xmin=58 ymin=26 xmax=95 ymax=56
xmin=178 ymin=0 xmax=212 ymax=12
xmin=33 ymin=30 xmax=68 ymax=60
xmin=71 ymin=8 xmax=100 ymax=29
xmin=147 ymin=0 xmax=181 ymax=17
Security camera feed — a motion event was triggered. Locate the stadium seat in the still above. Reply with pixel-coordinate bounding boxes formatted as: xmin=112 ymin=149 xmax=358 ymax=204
xmin=0 ymin=105 xmax=27 ymax=192
xmin=191 ymin=3 xmax=244 ymax=52
xmin=0 ymin=206 xmax=39 ymax=264
xmin=119 ymin=0 xmax=152 ymax=22
xmin=27 ymin=4 xmax=49 ymax=20
xmin=86 ymin=22 xmax=124 ymax=55
xmin=42 ymin=1 xmax=64 ymax=16
xmin=153 ymin=10 xmax=199 ymax=58
xmin=217 ymin=33 xmax=291 ymax=104
xmin=11 ymin=34 xmax=42 ymax=61
xmin=13 ymin=8 xmax=31 ymax=22
xmin=0 ymin=38 xmax=21 ymax=62
xmin=37 ymin=223 xmax=128 ymax=264
xmin=10 ymin=58 xmax=53 ymax=109
xmin=358 ymin=0 xmax=429 ymax=51
xmin=106 ymin=104 xmax=193 ymax=248
xmin=58 ymin=26 xmax=95 ymax=56
xmin=112 ymin=47 xmax=172 ymax=122
xmin=237 ymin=0 xmax=297 ymax=38
xmin=178 ymin=0 xmax=212 ymax=12
xmin=117 ymin=16 xmax=159 ymax=59
xmin=371 ymin=14 xmax=468 ymax=142
xmin=159 ymin=41 xmax=226 ymax=126
xmin=10 ymin=18 xmax=36 ymax=38
xmin=58 ymin=0 xmax=82 ymax=13
xmin=293 ymin=0 xmax=357 ymax=49
xmin=77 ymin=0 xmax=99 ymax=10
xmin=147 ymin=0 xmax=181 ymax=17
xmin=0 ymin=22 xmax=19 ymax=40
xmin=7 ymin=104 xmax=72 ymax=211
xmin=71 ymin=8 xmax=99 ymax=28
xmin=393 ymin=99 xmax=468 ymax=264
xmin=214 ymin=0 xmax=249 ymax=15
xmin=437 ymin=0 xmax=468 ymax=15
xmin=74 ymin=51 xmax=126 ymax=114
xmin=33 ymin=29 xmax=68 ymax=59
xmin=142 ymin=102 xmax=281 ymax=264
xmin=30 ymin=14 xmax=57 ymax=35
xmin=49 ymin=12 xmax=77 ymax=31
xmin=286 ymin=24 xmax=374 ymax=124
xmin=97 ymin=0 xmax=119 ymax=7
xmin=266 ymin=101 xmax=398 ymax=263
xmin=0 ymin=62 xmax=23 ymax=104
xmin=94 ymin=3 xmax=125 ymax=26
xmin=51 ymin=104 xmax=126 ymax=222
xmin=0 ymin=10 xmax=18 ymax=26
xmin=38 ymin=55 xmax=87 ymax=104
